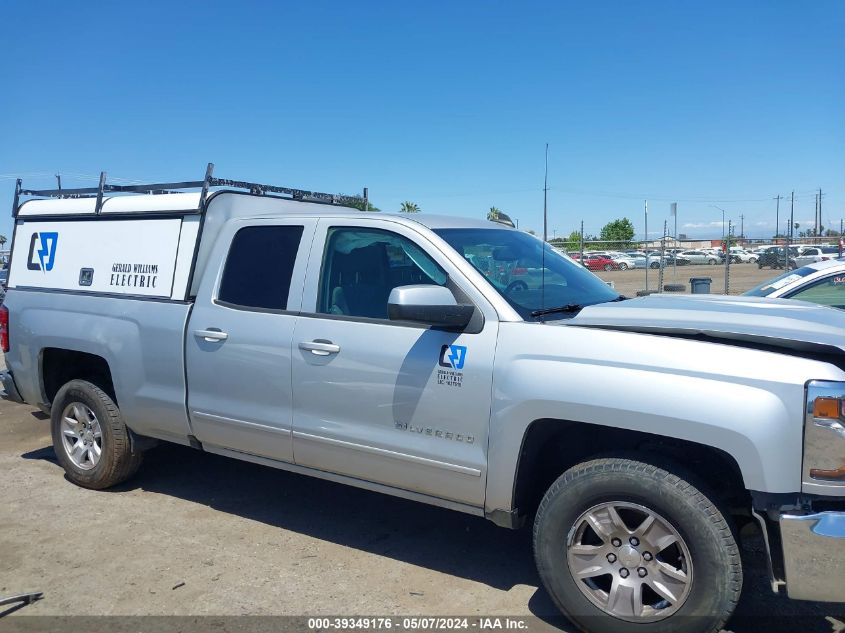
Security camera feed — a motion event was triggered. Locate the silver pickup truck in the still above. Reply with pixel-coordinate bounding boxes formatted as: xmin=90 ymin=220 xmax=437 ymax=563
xmin=2 ymin=169 xmax=844 ymax=633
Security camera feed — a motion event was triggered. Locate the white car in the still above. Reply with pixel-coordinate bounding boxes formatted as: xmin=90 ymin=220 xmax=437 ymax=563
xmin=728 ymin=249 xmax=758 ymax=264
xmin=744 ymin=259 xmax=845 ymax=309
xmin=791 ymin=246 xmax=841 ymax=269
xmin=609 ymin=254 xmax=637 ymax=270
xmin=679 ymin=250 xmax=720 ymax=265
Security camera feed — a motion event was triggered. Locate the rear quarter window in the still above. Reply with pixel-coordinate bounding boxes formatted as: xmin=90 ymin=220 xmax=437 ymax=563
xmin=217 ymin=225 xmax=304 ymax=310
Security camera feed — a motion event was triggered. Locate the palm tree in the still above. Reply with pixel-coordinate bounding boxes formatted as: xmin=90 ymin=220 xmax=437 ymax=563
xmin=400 ymin=201 xmax=420 ymax=213
xmin=0 ymin=235 xmax=6 ymax=250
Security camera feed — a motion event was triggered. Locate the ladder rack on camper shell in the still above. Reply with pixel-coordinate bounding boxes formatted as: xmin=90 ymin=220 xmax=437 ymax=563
xmin=11 ymin=162 xmax=369 ymax=217
xmin=7 ymin=163 xmax=370 ymax=301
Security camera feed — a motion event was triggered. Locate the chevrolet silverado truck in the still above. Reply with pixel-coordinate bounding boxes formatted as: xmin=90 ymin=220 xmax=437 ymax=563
xmin=2 ymin=167 xmax=844 ymax=633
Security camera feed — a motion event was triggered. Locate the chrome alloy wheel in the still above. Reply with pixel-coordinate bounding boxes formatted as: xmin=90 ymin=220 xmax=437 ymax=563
xmin=60 ymin=402 xmax=103 ymax=471
xmin=566 ymin=501 xmax=693 ymax=621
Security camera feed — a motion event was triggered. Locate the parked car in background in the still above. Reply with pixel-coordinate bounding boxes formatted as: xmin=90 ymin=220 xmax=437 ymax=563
xmin=758 ymin=246 xmax=800 ymax=269
xmin=791 ymin=246 xmax=841 ymax=269
xmin=744 ymin=259 xmax=845 ymax=309
xmin=608 ymin=254 xmax=637 ymax=270
xmin=581 ymin=254 xmax=620 ymax=271
xmin=727 ymin=249 xmax=758 ymax=264
xmin=635 ymin=253 xmax=671 ymax=269
xmin=680 ymin=250 xmax=720 ymax=265
xmin=664 ymin=253 xmax=692 ymax=266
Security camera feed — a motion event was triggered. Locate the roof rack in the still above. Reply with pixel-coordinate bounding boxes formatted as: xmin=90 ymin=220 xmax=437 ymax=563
xmin=12 ymin=162 xmax=368 ymax=217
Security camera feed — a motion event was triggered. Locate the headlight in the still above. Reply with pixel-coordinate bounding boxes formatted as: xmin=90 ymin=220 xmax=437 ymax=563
xmin=805 ymin=381 xmax=845 ymax=494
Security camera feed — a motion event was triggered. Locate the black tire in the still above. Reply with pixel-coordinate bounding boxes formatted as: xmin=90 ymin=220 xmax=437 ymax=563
xmin=604 ymin=264 xmax=613 ymax=271
xmin=618 ymin=263 xmax=629 ymax=270
xmin=707 ymin=259 xmax=717 ymax=265
xmin=51 ymin=379 xmax=144 ymax=490
xmin=649 ymin=262 xmax=660 ymax=269
xmin=533 ymin=457 xmax=741 ymax=633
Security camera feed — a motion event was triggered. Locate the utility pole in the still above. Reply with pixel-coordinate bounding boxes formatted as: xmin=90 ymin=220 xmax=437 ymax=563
xmin=579 ymin=220 xmax=584 ymax=262
xmin=790 ymin=190 xmax=795 ymax=243
xmin=740 ymin=214 xmax=744 ymax=240
xmin=725 ymin=220 xmax=732 ymax=295
xmin=541 ymin=143 xmax=549 ymax=315
xmin=543 ymin=143 xmax=549 ymax=243
xmin=788 ymin=190 xmax=795 ymax=269
xmin=644 ymin=200 xmax=649 ymax=293
xmin=658 ymin=220 xmax=667 ymax=293
xmin=775 ymin=195 xmax=781 ymax=244
xmin=819 ymin=187 xmax=823 ymax=236
xmin=671 ymin=203 xmax=677 ymax=277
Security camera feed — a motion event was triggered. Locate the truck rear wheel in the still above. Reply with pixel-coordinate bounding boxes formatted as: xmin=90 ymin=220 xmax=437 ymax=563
xmin=533 ymin=457 xmax=741 ymax=633
xmin=50 ymin=379 xmax=143 ymax=489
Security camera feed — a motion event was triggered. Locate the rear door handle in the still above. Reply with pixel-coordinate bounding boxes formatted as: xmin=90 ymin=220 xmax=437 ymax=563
xmin=299 ymin=340 xmax=340 ymax=356
xmin=194 ymin=329 xmax=229 ymax=342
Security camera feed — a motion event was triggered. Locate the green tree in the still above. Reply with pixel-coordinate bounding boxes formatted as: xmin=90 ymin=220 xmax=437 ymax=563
xmin=0 ymin=235 xmax=7 ymax=249
xmin=400 ymin=201 xmax=420 ymax=213
xmin=599 ymin=218 xmax=635 ymax=246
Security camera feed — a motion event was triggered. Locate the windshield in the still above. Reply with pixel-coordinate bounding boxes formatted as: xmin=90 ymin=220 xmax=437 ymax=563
xmin=744 ymin=266 xmax=816 ymax=297
xmin=434 ymin=227 xmax=621 ymax=319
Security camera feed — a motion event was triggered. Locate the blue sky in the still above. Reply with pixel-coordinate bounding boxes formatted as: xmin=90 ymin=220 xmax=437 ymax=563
xmin=1 ymin=1 xmax=842 ymax=240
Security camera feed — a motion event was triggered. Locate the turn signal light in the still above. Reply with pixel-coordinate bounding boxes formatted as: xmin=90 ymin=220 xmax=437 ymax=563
xmin=813 ymin=397 xmax=843 ymax=419
xmin=809 ymin=466 xmax=845 ymax=481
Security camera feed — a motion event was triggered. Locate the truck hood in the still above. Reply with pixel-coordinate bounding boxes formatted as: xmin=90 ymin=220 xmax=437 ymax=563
xmin=568 ymin=294 xmax=845 ymax=356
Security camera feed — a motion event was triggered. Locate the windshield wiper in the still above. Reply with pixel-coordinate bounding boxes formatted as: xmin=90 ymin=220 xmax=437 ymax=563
xmin=530 ymin=304 xmax=584 ymax=317
xmin=530 ymin=295 xmax=627 ymax=318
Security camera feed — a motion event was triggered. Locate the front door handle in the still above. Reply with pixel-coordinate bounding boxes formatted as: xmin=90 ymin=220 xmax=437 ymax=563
xmin=299 ymin=340 xmax=340 ymax=356
xmin=194 ymin=329 xmax=229 ymax=342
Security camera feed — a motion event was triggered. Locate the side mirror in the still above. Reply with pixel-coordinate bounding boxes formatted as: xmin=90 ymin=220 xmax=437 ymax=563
xmin=387 ymin=285 xmax=474 ymax=329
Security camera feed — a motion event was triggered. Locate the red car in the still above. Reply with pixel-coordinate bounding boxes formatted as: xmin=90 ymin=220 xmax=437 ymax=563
xmin=581 ymin=254 xmax=619 ymax=271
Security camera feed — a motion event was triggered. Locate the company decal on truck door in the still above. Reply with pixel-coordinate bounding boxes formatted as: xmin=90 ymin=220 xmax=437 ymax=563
xmin=27 ymin=232 xmax=58 ymax=272
xmin=110 ymin=262 xmax=159 ymax=289
xmin=437 ymin=344 xmax=467 ymax=387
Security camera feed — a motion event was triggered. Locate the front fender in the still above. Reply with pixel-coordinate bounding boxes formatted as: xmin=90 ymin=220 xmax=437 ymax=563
xmin=485 ymin=322 xmax=845 ymax=515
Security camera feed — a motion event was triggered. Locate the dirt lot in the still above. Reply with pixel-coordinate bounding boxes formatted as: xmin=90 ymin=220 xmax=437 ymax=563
xmin=594 ymin=262 xmax=778 ymax=297
xmin=1 ymin=397 xmax=844 ymax=632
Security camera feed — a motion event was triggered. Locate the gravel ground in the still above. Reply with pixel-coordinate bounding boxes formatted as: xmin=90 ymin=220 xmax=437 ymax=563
xmin=593 ymin=262 xmax=779 ymax=297
xmin=1 ymin=397 xmax=844 ymax=632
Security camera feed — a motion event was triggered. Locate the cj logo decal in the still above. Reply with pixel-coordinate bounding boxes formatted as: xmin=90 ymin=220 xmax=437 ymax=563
xmin=439 ymin=344 xmax=467 ymax=370
xmin=27 ymin=232 xmax=58 ymax=272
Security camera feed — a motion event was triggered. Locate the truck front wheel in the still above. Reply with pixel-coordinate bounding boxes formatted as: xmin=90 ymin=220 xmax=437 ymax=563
xmin=50 ymin=379 xmax=144 ymax=489
xmin=533 ymin=457 xmax=741 ymax=633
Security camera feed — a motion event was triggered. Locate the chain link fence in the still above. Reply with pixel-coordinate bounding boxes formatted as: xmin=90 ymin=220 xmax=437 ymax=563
xmin=547 ymin=223 xmax=829 ymax=297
